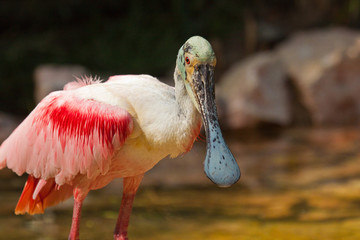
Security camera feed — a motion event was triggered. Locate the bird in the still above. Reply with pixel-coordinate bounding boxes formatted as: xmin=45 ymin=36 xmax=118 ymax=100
xmin=0 ymin=36 xmax=240 ymax=240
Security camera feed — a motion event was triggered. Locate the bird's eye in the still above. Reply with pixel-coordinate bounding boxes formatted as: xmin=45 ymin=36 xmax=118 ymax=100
xmin=185 ymin=57 xmax=190 ymax=65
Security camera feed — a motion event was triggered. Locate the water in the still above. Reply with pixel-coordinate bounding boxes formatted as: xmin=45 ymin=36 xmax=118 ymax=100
xmin=1 ymin=127 xmax=360 ymax=239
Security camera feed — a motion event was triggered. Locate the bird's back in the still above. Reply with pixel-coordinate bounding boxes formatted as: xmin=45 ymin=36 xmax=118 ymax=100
xmin=75 ymin=75 xmax=200 ymax=156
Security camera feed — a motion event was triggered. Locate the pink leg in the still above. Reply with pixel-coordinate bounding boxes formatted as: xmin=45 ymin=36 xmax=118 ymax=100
xmin=114 ymin=174 xmax=144 ymax=240
xmin=68 ymin=188 xmax=88 ymax=240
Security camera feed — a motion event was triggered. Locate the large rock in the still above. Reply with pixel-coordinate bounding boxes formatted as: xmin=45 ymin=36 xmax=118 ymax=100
xmin=217 ymin=52 xmax=290 ymax=129
xmin=277 ymin=28 xmax=360 ymax=125
xmin=34 ymin=64 xmax=88 ymax=102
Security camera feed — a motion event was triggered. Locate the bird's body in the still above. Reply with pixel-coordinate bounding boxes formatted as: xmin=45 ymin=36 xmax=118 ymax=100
xmin=0 ymin=36 xmax=240 ymax=240
xmin=0 ymin=74 xmax=201 ymax=212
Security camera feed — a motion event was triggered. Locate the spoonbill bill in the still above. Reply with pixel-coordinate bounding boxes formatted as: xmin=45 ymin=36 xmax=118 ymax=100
xmin=0 ymin=36 xmax=240 ymax=240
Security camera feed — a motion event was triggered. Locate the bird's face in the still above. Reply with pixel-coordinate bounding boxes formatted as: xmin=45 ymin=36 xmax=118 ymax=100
xmin=177 ymin=36 xmax=240 ymax=187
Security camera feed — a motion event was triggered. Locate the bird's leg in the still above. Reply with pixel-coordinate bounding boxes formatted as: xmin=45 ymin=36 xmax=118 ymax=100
xmin=68 ymin=188 xmax=88 ymax=240
xmin=114 ymin=174 xmax=144 ymax=240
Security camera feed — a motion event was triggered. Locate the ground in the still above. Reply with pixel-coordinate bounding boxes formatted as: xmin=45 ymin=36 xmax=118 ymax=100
xmin=1 ymin=127 xmax=360 ymax=239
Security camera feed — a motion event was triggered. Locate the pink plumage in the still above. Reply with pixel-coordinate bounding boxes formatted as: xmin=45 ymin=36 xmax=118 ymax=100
xmin=0 ymin=91 xmax=133 ymax=186
xmin=63 ymin=76 xmax=102 ymax=90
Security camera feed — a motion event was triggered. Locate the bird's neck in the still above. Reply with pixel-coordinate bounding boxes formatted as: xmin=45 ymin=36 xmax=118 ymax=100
xmin=174 ymin=66 xmax=198 ymax=119
xmin=172 ymin=66 xmax=202 ymax=153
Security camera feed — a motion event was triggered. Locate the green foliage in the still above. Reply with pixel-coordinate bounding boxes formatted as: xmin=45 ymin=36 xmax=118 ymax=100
xmin=0 ymin=0 xmax=244 ymax=114
xmin=1 ymin=0 xmax=359 ymax=114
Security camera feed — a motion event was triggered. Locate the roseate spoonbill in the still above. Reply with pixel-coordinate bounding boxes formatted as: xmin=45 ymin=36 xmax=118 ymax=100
xmin=0 ymin=36 xmax=240 ymax=240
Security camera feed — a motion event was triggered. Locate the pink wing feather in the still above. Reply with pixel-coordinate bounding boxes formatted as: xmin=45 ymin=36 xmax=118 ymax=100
xmin=0 ymin=91 xmax=133 ymax=185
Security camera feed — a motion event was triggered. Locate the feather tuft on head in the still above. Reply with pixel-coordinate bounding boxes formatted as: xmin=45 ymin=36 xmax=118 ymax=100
xmin=64 ymin=75 xmax=103 ymax=90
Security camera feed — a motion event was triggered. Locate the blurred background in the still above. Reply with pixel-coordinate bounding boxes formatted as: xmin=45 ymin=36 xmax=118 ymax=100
xmin=2 ymin=0 xmax=360 ymax=239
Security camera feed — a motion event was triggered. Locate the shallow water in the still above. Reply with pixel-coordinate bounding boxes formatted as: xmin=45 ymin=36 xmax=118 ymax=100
xmin=1 ymin=127 xmax=360 ymax=239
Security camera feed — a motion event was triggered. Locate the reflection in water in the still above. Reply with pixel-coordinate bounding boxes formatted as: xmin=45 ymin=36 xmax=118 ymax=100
xmin=1 ymin=127 xmax=360 ymax=239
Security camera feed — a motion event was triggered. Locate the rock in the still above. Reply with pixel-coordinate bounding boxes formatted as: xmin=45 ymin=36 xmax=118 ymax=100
xmin=0 ymin=112 xmax=20 ymax=144
xmin=217 ymin=52 xmax=290 ymax=129
xmin=34 ymin=64 xmax=89 ymax=103
xmin=277 ymin=27 xmax=360 ymax=125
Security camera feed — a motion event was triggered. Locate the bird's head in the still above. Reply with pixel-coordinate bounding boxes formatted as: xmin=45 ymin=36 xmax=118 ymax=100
xmin=176 ymin=36 xmax=241 ymax=187
xmin=176 ymin=36 xmax=216 ymax=112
